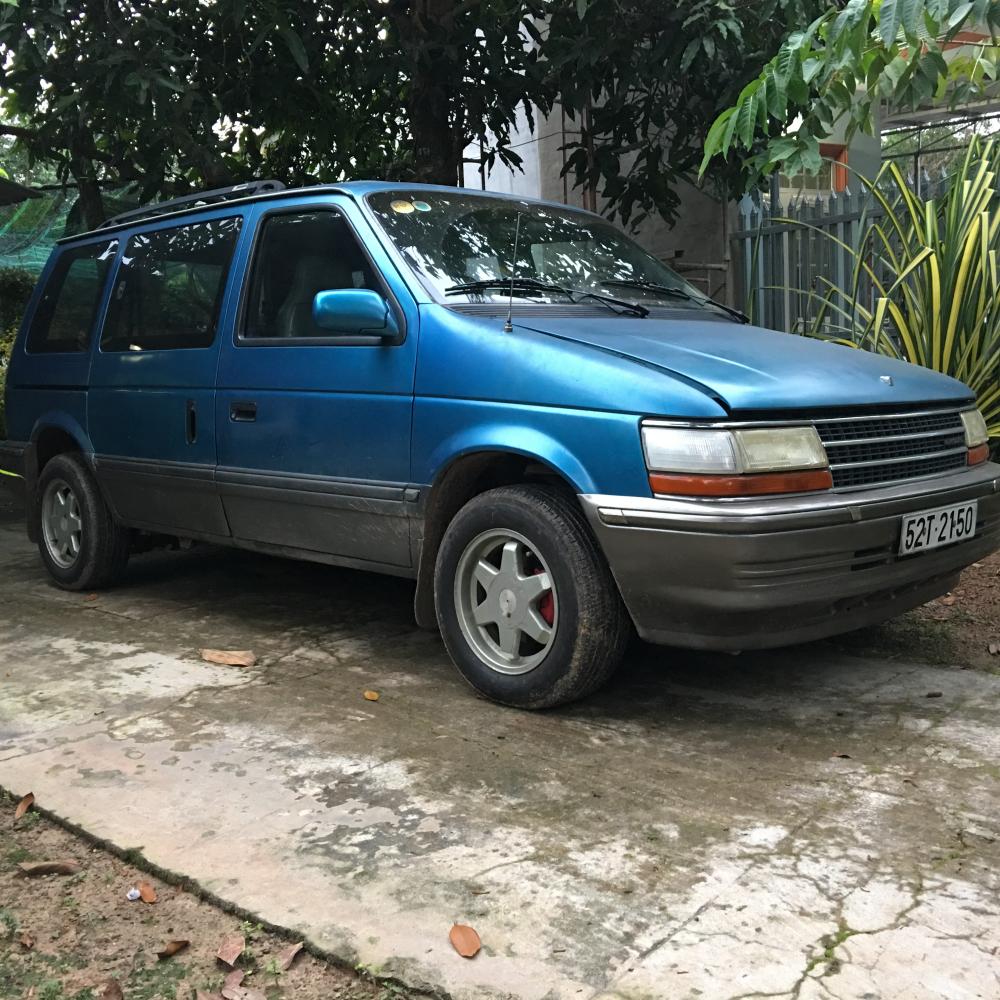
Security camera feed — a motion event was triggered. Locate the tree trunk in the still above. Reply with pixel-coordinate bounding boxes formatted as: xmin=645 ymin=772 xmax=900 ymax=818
xmin=397 ymin=0 xmax=463 ymax=186
xmin=407 ymin=79 xmax=461 ymax=184
xmin=69 ymin=135 xmax=106 ymax=230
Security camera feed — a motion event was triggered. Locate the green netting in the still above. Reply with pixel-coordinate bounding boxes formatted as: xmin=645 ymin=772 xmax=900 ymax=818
xmin=0 ymin=190 xmax=72 ymax=273
xmin=0 ymin=187 xmax=139 ymax=275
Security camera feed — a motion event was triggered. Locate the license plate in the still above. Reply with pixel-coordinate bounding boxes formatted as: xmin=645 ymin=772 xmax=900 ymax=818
xmin=899 ymin=501 xmax=978 ymax=555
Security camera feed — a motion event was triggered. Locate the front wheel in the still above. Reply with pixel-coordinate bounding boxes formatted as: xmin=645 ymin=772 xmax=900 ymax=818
xmin=434 ymin=484 xmax=629 ymax=708
xmin=36 ymin=453 xmax=130 ymax=590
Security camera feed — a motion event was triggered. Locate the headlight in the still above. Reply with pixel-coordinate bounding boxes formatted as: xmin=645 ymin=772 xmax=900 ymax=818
xmin=642 ymin=424 xmax=831 ymax=497
xmin=961 ymin=408 xmax=988 ymax=447
xmin=962 ymin=408 xmax=990 ymax=466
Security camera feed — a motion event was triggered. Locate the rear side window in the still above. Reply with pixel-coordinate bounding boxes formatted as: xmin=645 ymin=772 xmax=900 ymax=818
xmin=101 ymin=216 xmax=242 ymax=352
xmin=27 ymin=240 xmax=118 ymax=354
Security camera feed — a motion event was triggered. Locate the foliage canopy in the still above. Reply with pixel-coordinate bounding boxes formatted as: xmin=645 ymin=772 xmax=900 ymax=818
xmin=2 ymin=1 xmax=999 ymax=231
xmin=701 ymin=0 xmax=1000 ymax=183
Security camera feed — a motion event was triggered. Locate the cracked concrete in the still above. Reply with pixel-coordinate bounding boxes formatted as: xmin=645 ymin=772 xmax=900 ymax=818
xmin=1 ymin=499 xmax=999 ymax=999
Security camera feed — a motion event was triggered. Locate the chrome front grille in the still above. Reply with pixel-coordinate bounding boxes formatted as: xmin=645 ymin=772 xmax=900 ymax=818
xmin=814 ymin=408 xmax=968 ymax=490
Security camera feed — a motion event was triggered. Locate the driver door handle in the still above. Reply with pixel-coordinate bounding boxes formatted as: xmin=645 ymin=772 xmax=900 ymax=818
xmin=230 ymin=401 xmax=257 ymax=422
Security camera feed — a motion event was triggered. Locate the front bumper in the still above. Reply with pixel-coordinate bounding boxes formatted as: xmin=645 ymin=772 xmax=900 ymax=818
xmin=581 ymin=463 xmax=1000 ymax=650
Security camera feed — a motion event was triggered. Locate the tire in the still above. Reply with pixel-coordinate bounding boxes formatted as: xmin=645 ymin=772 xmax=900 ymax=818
xmin=35 ymin=452 xmax=130 ymax=590
xmin=434 ymin=484 xmax=630 ymax=709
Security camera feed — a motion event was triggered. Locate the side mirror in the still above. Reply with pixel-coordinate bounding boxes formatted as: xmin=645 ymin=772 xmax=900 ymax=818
xmin=312 ymin=288 xmax=400 ymax=339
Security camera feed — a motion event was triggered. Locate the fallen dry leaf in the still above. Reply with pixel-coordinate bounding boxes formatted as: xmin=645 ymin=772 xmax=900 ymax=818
xmin=939 ymin=594 xmax=957 ymax=606
xmin=989 ymin=642 xmax=999 ymax=655
xmin=157 ymin=939 xmax=190 ymax=960
xmin=14 ymin=792 xmax=34 ymax=821
xmin=216 ymin=933 xmax=246 ymax=966
xmin=138 ymin=880 xmax=157 ymax=903
xmin=222 ymin=969 xmax=245 ymax=990
xmin=449 ymin=923 xmax=481 ymax=958
xmin=195 ymin=992 xmax=219 ymax=1000
xmin=18 ymin=860 xmax=81 ymax=877
xmin=363 ymin=689 xmax=380 ymax=701
xmin=275 ymin=941 xmax=303 ymax=971
xmin=96 ymin=981 xmax=124 ymax=1000
xmin=221 ymin=987 xmax=266 ymax=1000
xmin=200 ymin=648 xmax=256 ymax=667
xmin=16 ymin=931 xmax=34 ymax=950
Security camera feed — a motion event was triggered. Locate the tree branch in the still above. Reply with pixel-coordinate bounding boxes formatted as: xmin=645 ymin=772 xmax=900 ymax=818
xmin=0 ymin=124 xmax=39 ymax=140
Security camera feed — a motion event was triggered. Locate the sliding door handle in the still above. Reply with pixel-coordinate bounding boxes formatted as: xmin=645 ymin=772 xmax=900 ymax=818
xmin=230 ymin=401 xmax=257 ymax=422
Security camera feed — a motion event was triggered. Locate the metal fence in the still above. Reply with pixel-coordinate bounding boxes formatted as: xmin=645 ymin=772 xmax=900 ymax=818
xmin=730 ymin=172 xmax=956 ymax=333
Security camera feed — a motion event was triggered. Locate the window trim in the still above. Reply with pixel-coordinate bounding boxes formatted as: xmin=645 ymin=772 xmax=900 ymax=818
xmin=235 ymin=203 xmax=406 ymax=348
xmin=25 ymin=239 xmax=119 ymax=356
xmin=98 ymin=214 xmax=243 ymax=354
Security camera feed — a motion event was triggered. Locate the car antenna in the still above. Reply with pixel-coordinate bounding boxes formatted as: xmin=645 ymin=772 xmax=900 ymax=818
xmin=503 ymin=212 xmax=523 ymax=333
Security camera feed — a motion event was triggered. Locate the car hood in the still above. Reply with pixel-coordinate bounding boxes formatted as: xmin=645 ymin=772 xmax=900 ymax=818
xmin=513 ymin=315 xmax=973 ymax=414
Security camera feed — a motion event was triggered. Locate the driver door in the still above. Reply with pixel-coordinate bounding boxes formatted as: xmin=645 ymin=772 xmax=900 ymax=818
xmin=214 ymin=196 xmax=419 ymax=569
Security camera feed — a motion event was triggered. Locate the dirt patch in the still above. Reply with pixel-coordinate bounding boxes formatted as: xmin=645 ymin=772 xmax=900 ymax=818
xmin=0 ymin=792 xmax=415 ymax=1000
xmin=823 ymin=549 xmax=1000 ymax=671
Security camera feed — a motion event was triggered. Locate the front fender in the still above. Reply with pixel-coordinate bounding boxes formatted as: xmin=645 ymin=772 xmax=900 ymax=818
xmin=413 ymin=399 xmax=653 ymax=497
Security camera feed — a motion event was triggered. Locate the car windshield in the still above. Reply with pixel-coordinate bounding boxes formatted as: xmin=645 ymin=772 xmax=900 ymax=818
xmin=366 ymin=190 xmax=720 ymax=314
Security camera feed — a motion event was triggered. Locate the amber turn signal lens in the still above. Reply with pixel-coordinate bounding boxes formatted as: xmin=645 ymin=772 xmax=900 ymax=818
xmin=968 ymin=444 xmax=990 ymax=466
xmin=649 ymin=469 xmax=834 ymax=498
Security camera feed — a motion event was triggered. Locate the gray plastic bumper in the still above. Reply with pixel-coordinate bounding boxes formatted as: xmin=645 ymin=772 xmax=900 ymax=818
xmin=581 ymin=464 xmax=1000 ymax=650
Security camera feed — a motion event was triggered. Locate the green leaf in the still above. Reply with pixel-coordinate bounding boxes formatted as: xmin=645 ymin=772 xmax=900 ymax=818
xmin=878 ymin=0 xmax=900 ymax=45
xmin=946 ymin=2 xmax=975 ymax=30
xmin=699 ymin=108 xmax=736 ymax=175
xmin=680 ymin=37 xmax=700 ymax=72
xmin=801 ymin=57 xmax=823 ymax=84
xmin=899 ymin=0 xmax=922 ymax=37
xmin=279 ymin=26 xmax=308 ymax=74
xmin=735 ymin=90 xmax=758 ymax=148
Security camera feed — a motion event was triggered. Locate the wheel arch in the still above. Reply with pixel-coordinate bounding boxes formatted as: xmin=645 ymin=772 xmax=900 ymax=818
xmin=25 ymin=416 xmax=95 ymax=543
xmin=412 ymin=444 xmax=592 ymax=630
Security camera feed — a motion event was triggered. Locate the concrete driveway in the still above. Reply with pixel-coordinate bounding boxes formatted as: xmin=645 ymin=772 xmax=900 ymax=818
xmin=1 ymin=492 xmax=998 ymax=1000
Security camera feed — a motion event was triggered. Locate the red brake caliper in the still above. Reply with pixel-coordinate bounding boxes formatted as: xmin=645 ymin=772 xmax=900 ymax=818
xmin=533 ymin=568 xmax=555 ymax=626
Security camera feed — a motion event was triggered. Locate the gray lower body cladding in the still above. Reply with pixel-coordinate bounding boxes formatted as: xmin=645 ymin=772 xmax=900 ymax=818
xmin=581 ymin=464 xmax=1000 ymax=650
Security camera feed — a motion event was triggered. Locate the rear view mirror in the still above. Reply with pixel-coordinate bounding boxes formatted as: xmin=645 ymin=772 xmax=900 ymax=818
xmin=312 ymin=288 xmax=400 ymax=339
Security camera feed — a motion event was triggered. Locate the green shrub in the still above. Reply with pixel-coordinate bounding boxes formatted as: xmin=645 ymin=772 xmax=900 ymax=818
xmin=0 ymin=266 xmax=34 ymax=331
xmin=779 ymin=136 xmax=1000 ymax=437
xmin=0 ymin=268 xmax=33 ymax=440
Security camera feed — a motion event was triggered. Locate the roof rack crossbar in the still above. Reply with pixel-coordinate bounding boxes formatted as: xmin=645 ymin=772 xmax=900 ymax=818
xmin=98 ymin=179 xmax=286 ymax=230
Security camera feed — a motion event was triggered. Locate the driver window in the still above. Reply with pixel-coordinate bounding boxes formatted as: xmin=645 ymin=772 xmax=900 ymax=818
xmin=244 ymin=211 xmax=380 ymax=339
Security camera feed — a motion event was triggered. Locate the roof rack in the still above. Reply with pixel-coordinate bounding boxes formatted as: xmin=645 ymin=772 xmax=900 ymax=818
xmin=97 ymin=179 xmax=286 ymax=230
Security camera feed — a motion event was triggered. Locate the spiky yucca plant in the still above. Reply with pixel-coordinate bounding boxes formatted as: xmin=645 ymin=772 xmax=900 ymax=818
xmin=783 ymin=137 xmax=1000 ymax=439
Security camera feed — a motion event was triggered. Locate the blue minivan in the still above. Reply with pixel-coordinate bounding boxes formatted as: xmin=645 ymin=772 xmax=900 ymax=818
xmin=2 ymin=180 xmax=998 ymax=707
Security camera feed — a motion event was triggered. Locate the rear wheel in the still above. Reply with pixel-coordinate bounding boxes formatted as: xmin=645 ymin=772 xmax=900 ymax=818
xmin=36 ymin=453 xmax=130 ymax=590
xmin=435 ymin=484 xmax=629 ymax=708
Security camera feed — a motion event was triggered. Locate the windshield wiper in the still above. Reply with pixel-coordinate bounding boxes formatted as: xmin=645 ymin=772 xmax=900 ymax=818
xmin=444 ymin=278 xmax=648 ymax=318
xmin=569 ymin=290 xmax=648 ymax=317
xmin=602 ymin=279 xmax=749 ymax=324
xmin=445 ymin=278 xmax=572 ymax=297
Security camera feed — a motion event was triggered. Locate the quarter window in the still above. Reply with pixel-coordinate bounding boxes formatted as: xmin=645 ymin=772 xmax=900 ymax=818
xmin=27 ymin=240 xmax=118 ymax=354
xmin=243 ymin=211 xmax=382 ymax=339
xmin=101 ymin=217 xmax=242 ymax=352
